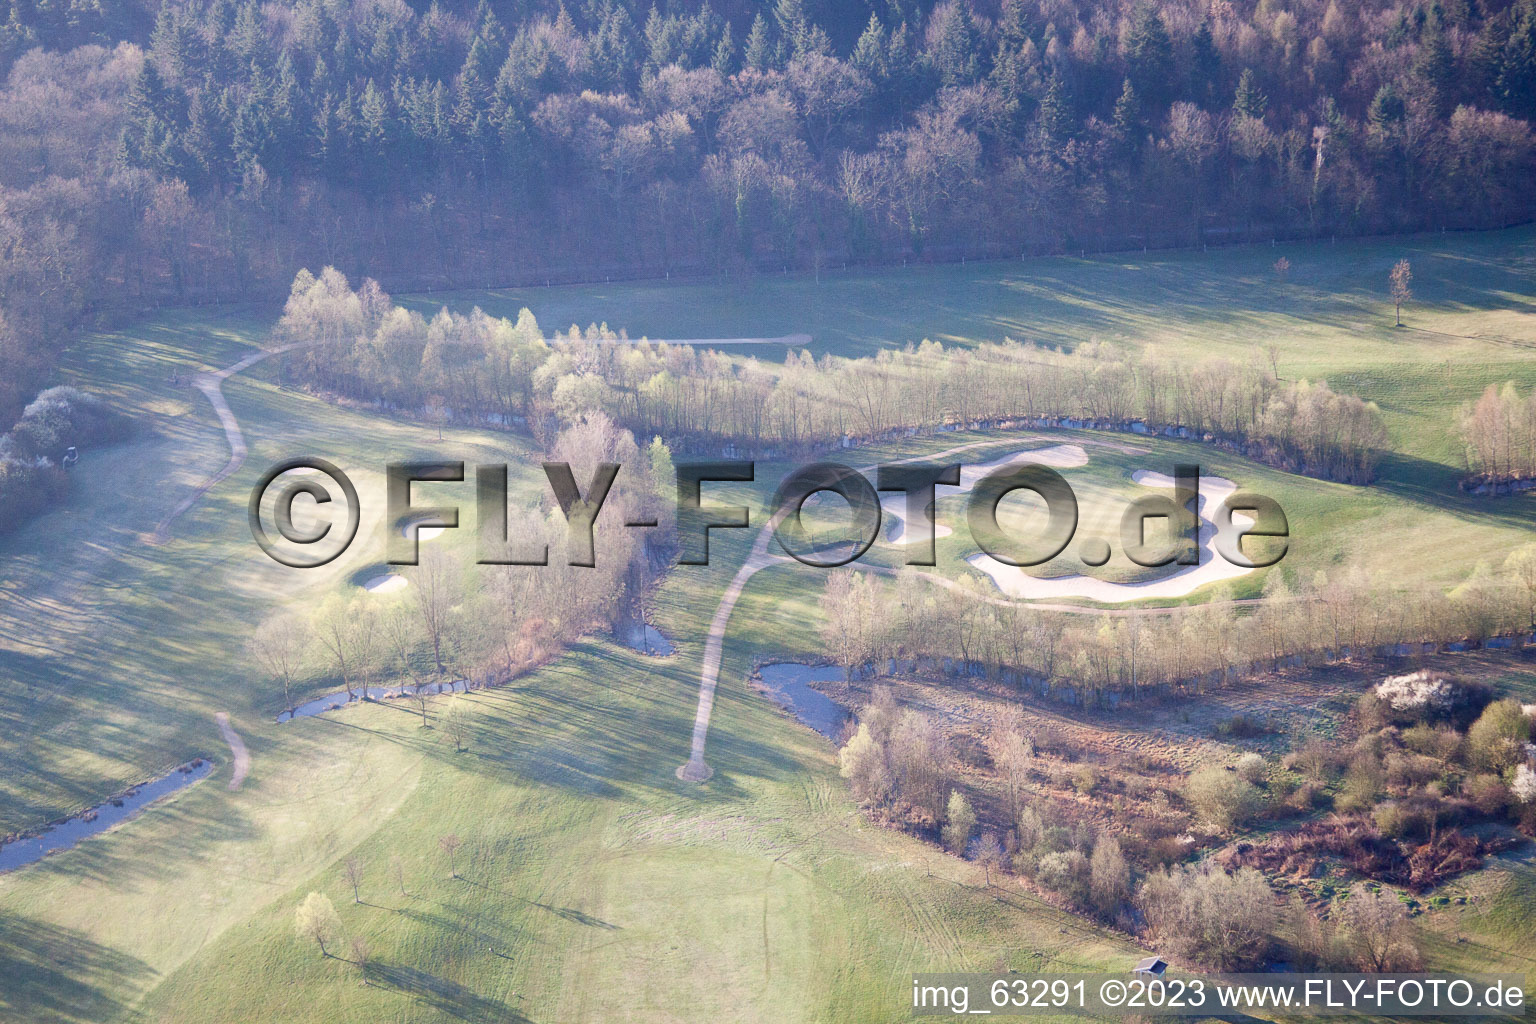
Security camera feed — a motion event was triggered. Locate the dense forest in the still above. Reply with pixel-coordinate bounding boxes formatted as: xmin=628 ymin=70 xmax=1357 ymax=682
xmin=3 ymin=0 xmax=1536 ymax=422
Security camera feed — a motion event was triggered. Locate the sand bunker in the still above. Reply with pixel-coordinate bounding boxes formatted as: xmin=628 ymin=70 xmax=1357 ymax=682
xmin=881 ymin=444 xmax=1089 ymax=546
xmin=967 ymin=469 xmax=1256 ymax=602
xmin=401 ymin=518 xmax=446 ymax=542
xmin=362 ymin=573 xmax=408 ymax=593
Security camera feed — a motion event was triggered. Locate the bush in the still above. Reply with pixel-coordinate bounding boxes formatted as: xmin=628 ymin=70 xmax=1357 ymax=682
xmin=942 ymin=790 xmax=976 ymax=855
xmin=1186 ymin=767 xmax=1262 ymax=831
xmin=1036 ymin=850 xmax=1090 ymax=903
xmin=1465 ymin=773 xmax=1510 ymax=816
xmin=1137 ymin=862 xmax=1274 ymax=969
xmin=1289 ymin=779 xmax=1327 ymax=811
xmin=1513 ymin=765 xmax=1536 ymax=805
xmin=1384 ymin=751 xmax=1440 ymax=789
xmin=0 ymin=386 xmax=129 ymax=536
xmin=1235 ymin=753 xmax=1268 ymax=784
xmin=1402 ymin=723 xmax=1462 ymax=761
xmin=1336 ymin=755 xmax=1386 ymax=813
xmin=1467 ymin=699 xmax=1530 ymax=774
xmin=1285 ymin=738 xmax=1343 ymax=781
xmin=1071 ymin=764 xmax=1098 ymax=796
xmin=1215 ymin=714 xmax=1271 ymax=739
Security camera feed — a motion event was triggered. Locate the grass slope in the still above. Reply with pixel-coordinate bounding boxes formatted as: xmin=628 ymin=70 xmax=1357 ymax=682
xmin=4 ymin=228 xmax=1536 ymax=1020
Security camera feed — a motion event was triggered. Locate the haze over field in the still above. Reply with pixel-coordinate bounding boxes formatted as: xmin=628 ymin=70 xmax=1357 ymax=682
xmin=4 ymin=0 xmax=1536 ymax=1020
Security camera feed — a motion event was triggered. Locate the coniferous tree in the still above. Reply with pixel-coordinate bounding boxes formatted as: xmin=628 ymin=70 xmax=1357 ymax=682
xmin=1233 ymin=68 xmax=1266 ymax=118
xmin=1125 ymin=1 xmax=1174 ymax=111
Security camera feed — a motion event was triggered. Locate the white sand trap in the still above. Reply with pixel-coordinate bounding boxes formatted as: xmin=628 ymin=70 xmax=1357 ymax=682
xmin=967 ymin=469 xmax=1256 ymax=603
xmin=362 ymin=573 xmax=409 ymax=593
xmin=882 ymin=493 xmax=955 ymax=544
xmin=880 ymin=444 xmax=1088 ymax=545
xmin=401 ymin=519 xmax=446 ymax=541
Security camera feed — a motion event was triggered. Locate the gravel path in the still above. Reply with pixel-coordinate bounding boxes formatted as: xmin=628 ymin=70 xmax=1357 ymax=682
xmin=676 ymin=436 xmax=1075 ymax=782
xmin=214 ymin=711 xmax=250 ymax=790
xmin=149 ymin=343 xmax=304 ymax=544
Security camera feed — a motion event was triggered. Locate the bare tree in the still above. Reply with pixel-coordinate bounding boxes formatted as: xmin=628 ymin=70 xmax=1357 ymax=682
xmin=1390 ymin=259 xmax=1413 ymax=326
xmin=1089 ymin=833 xmax=1130 ymax=915
xmin=251 ymin=612 xmax=310 ymax=714
xmin=350 ymin=936 xmax=370 ymax=984
xmin=438 ymin=833 xmax=463 ymax=878
xmin=315 ymin=596 xmax=365 ymax=701
xmin=342 ymin=855 xmax=364 ymax=903
xmin=411 ymin=685 xmax=432 ymax=727
xmin=411 ymin=548 xmax=460 ymax=684
xmin=1340 ymin=883 xmax=1420 ymax=970
xmin=389 ymin=853 xmax=408 ymax=896
xmin=441 ymin=699 xmax=470 ymax=751
xmin=988 ymin=729 xmax=1034 ymax=824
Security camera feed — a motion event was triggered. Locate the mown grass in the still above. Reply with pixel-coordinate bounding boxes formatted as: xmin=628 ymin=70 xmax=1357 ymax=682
xmin=0 ymin=315 xmax=1134 ymax=1023
xmin=4 ymin=228 xmax=1536 ymax=1020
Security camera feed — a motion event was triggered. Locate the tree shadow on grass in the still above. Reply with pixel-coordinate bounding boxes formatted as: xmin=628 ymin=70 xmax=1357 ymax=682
xmin=531 ymin=902 xmax=620 ymax=929
xmin=368 ymin=962 xmax=530 ymax=1023
xmin=0 ymin=915 xmax=156 ymax=1024
xmin=1373 ymin=449 xmax=1536 ymax=526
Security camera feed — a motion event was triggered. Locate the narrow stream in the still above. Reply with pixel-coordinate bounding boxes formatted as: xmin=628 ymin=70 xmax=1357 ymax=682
xmin=0 ymin=759 xmax=214 ymax=872
xmin=276 ymin=679 xmax=470 ymax=722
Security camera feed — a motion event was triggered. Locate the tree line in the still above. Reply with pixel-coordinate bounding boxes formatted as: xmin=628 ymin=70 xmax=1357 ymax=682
xmin=3 ymin=0 xmax=1536 ymax=422
xmin=818 ymin=551 xmax=1536 ymax=706
xmin=249 ymin=410 xmax=674 ymax=715
xmin=0 ymin=386 xmax=130 ymax=533
xmin=279 ymin=267 xmax=1388 ymax=482
xmin=1461 ymin=380 xmax=1536 ymax=488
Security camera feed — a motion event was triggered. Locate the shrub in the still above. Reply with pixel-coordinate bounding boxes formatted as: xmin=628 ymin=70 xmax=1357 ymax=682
xmin=2 ymin=386 xmax=130 ymax=461
xmin=1512 ymin=765 xmax=1536 ymax=805
xmin=1137 ymin=862 xmax=1273 ymax=969
xmin=1402 ymin=723 xmax=1462 ymax=761
xmin=1285 ymin=738 xmax=1342 ymax=780
xmin=1036 ymin=850 xmax=1090 ymax=903
xmin=1336 ymin=755 xmax=1385 ymax=813
xmin=1235 ymin=753 xmax=1268 ymax=784
xmin=0 ymin=387 xmax=129 ymax=536
xmin=1289 ymin=779 xmax=1327 ymax=811
xmin=1186 ymin=767 xmax=1262 ymax=831
xmin=1384 ymin=751 xmax=1440 ymax=789
xmin=1375 ymin=671 xmax=1456 ymax=719
xmin=1215 ymin=714 xmax=1271 ymax=739
xmin=1072 ymin=764 xmax=1098 ymax=796
xmin=942 ymin=790 xmax=976 ymax=855
xmin=1465 ymin=773 xmax=1510 ymax=816
xmin=1467 ymin=699 xmax=1530 ymax=774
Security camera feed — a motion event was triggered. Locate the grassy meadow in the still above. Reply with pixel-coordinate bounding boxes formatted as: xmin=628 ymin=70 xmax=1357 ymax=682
xmin=1 ymin=228 xmax=1536 ymax=1020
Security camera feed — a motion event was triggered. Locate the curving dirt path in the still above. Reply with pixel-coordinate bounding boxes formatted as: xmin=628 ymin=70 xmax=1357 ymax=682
xmin=676 ymin=435 xmax=1091 ymax=782
xmin=214 ymin=711 xmax=250 ymax=790
xmin=149 ymin=343 xmax=304 ymax=544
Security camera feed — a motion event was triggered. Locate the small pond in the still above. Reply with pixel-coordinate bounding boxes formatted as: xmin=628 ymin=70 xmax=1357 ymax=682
xmin=617 ymin=622 xmax=675 ymax=657
xmin=755 ymin=663 xmax=851 ymax=741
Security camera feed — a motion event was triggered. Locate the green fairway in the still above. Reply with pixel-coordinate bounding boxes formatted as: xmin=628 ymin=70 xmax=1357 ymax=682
xmin=3 ymin=228 xmax=1536 ymax=1021
xmin=414 ymin=226 xmax=1536 ymax=479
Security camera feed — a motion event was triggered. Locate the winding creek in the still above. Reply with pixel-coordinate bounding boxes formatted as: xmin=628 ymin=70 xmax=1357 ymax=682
xmin=0 ymin=759 xmax=214 ymax=873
